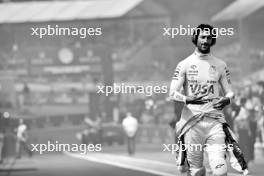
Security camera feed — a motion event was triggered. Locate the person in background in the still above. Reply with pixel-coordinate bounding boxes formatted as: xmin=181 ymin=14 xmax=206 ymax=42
xmin=257 ymin=105 xmax=264 ymax=155
xmin=234 ymin=98 xmax=252 ymax=164
xmin=246 ymin=87 xmax=260 ymax=163
xmin=223 ymin=100 xmax=240 ymax=131
xmin=256 ymin=82 xmax=264 ymax=153
xmin=0 ymin=132 xmax=4 ymax=163
xmin=16 ymin=119 xmax=32 ymax=158
xmin=94 ymin=114 xmax=103 ymax=144
xmin=83 ymin=115 xmax=102 ymax=144
xmin=122 ymin=112 xmax=138 ymax=155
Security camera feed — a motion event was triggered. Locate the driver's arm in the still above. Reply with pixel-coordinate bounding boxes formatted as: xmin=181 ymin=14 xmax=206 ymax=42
xmin=169 ymin=61 xmax=187 ymax=103
xmin=219 ymin=64 xmax=235 ymax=101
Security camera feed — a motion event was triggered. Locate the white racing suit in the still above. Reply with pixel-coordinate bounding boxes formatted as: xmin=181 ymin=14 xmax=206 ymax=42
xmin=169 ymin=51 xmax=248 ymax=176
xmin=175 ymin=113 xmax=248 ymax=176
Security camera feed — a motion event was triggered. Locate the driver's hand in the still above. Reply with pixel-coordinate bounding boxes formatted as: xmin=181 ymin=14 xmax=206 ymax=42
xmin=213 ymin=97 xmax=231 ymax=110
xmin=185 ymin=94 xmax=209 ymax=105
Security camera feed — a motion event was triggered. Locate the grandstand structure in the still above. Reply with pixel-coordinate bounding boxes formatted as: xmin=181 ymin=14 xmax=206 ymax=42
xmin=212 ymin=0 xmax=264 ymax=82
xmin=2 ymin=0 xmax=263 ymax=147
xmin=0 ymin=0 xmax=262 ymax=125
xmin=0 ymin=0 xmax=171 ymax=123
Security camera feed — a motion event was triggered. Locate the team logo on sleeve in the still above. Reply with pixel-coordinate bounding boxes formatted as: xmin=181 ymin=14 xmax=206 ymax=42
xmin=172 ymin=65 xmax=182 ymax=80
xmin=225 ymin=67 xmax=231 ymax=84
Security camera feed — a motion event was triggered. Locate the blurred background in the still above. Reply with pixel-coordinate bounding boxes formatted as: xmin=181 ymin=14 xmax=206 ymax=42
xmin=0 ymin=0 xmax=263 ymax=176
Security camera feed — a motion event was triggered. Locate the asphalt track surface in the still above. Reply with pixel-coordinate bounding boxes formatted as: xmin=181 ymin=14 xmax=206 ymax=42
xmin=0 ymin=145 xmax=263 ymax=176
xmin=0 ymin=154 xmax=161 ymax=176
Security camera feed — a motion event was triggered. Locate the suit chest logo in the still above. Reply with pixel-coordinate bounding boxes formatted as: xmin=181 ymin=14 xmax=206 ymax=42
xmin=208 ymin=65 xmax=217 ymax=77
xmin=187 ymin=65 xmax=198 ymax=76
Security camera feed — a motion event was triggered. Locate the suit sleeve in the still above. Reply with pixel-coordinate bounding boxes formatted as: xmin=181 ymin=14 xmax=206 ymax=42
xmin=169 ymin=61 xmax=187 ymax=103
xmin=219 ymin=64 xmax=235 ymax=99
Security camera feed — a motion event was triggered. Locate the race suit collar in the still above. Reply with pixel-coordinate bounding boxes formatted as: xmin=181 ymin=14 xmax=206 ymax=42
xmin=194 ymin=50 xmax=211 ymax=58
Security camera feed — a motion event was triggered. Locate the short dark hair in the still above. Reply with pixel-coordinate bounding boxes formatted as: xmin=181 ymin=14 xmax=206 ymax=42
xmin=191 ymin=24 xmax=216 ymax=46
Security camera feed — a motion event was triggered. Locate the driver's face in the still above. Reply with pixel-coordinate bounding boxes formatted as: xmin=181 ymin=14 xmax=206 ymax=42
xmin=196 ymin=30 xmax=213 ymax=54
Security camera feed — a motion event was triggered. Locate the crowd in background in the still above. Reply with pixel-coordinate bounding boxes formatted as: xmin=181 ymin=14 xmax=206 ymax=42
xmin=119 ymin=80 xmax=264 ymax=164
xmin=224 ymin=81 xmax=264 ymax=164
